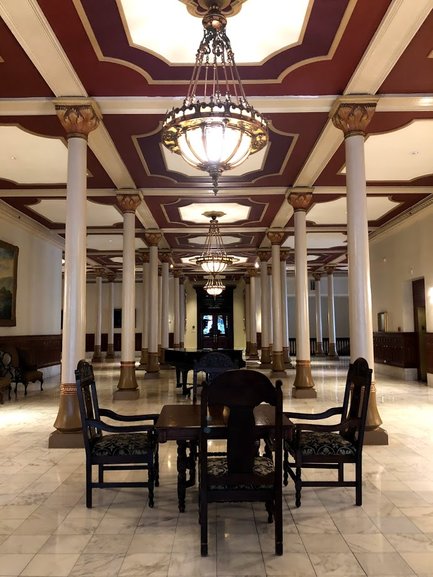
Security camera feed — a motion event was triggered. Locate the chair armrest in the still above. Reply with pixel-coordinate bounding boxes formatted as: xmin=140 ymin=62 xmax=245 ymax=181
xmin=99 ymin=408 xmax=159 ymax=424
xmin=293 ymin=417 xmax=359 ymax=435
xmin=87 ymin=418 xmax=156 ymax=434
xmin=284 ymin=406 xmax=343 ymax=421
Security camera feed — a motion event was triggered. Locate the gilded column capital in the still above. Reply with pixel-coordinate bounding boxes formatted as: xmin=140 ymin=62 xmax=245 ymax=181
xmin=54 ymin=98 xmax=101 ymax=140
xmin=257 ymin=250 xmax=271 ymax=262
xmin=144 ymin=230 xmax=162 ymax=247
xmin=313 ymin=272 xmax=321 ymax=282
xmin=116 ymin=193 xmax=141 ymax=214
xmin=325 ymin=266 xmax=336 ymax=275
xmin=248 ymin=267 xmax=259 ymax=278
xmin=140 ymin=251 xmax=150 ymax=264
xmin=280 ymin=249 xmax=291 ymax=262
xmin=106 ymin=273 xmax=116 ymax=282
xmin=331 ymin=96 xmax=378 ymax=138
xmin=173 ymin=269 xmax=181 ymax=278
xmin=94 ymin=267 xmax=105 ymax=278
xmin=267 ymin=229 xmax=285 ymax=246
xmin=287 ymin=190 xmax=313 ymax=212
xmin=159 ymin=251 xmax=172 ymax=265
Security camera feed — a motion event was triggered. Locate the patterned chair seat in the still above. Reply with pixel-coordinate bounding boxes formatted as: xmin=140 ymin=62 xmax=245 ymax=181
xmin=91 ymin=433 xmax=153 ymax=457
xmin=207 ymin=455 xmax=275 ymax=489
xmin=289 ymin=431 xmax=356 ymax=456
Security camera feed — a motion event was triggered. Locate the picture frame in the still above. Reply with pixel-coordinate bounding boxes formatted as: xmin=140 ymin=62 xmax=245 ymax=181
xmin=377 ymin=311 xmax=388 ymax=332
xmin=0 ymin=239 xmax=19 ymax=326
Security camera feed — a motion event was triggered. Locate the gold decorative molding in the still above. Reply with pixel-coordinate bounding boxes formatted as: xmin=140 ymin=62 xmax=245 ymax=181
xmin=267 ymin=229 xmax=285 ymax=246
xmin=105 ymin=273 xmax=116 ymax=282
xmin=94 ymin=267 xmax=105 ymax=278
xmin=54 ymin=98 xmax=101 ymax=139
xmin=280 ymin=249 xmax=291 ymax=262
xmin=288 ymin=190 xmax=313 ymax=211
xmin=116 ymin=193 xmax=141 ymax=214
xmin=159 ymin=251 xmax=172 ymax=264
xmin=325 ymin=266 xmax=336 ymax=275
xmin=331 ymin=96 xmax=378 ymax=138
xmin=145 ymin=230 xmax=162 ymax=247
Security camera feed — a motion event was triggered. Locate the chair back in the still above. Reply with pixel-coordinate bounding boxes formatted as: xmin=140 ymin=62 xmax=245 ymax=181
xmin=193 ymin=351 xmax=239 ymax=383
xmin=75 ymin=360 xmax=103 ymax=448
xmin=201 ymin=369 xmax=282 ymax=475
xmin=341 ymin=357 xmax=372 ymax=446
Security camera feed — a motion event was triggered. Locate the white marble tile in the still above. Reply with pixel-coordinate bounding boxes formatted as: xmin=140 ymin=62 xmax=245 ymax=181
xmin=309 ymin=552 xmax=366 ymax=576
xmin=354 ymin=552 xmax=416 ymax=576
xmin=0 ymin=553 xmax=34 ymax=576
xmin=20 ymin=553 xmax=80 ymax=577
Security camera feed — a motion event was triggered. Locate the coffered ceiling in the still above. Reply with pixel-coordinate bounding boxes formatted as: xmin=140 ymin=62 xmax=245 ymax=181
xmin=0 ymin=0 xmax=432 ymax=280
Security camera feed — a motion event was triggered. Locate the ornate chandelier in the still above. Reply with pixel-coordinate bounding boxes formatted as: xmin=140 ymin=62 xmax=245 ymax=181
xmin=162 ymin=1 xmax=268 ymax=194
xmin=204 ymin=275 xmax=225 ymax=296
xmin=196 ymin=211 xmax=233 ymax=274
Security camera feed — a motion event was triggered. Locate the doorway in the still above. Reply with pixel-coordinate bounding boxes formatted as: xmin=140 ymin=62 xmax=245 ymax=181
xmin=412 ymin=278 xmax=427 ymax=382
xmin=196 ymin=286 xmax=234 ymax=350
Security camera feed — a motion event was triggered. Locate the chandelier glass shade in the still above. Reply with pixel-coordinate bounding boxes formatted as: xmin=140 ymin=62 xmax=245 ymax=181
xmin=162 ymin=4 xmax=268 ymax=194
xmin=204 ymin=275 xmax=225 ymax=296
xmin=196 ymin=211 xmax=234 ymax=274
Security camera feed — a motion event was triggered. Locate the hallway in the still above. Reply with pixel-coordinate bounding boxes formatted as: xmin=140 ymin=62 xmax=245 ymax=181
xmin=1 ymin=360 xmax=433 ymax=576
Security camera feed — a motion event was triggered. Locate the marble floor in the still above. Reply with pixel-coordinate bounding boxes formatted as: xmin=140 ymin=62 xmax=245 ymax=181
xmin=1 ymin=358 xmax=433 ymax=577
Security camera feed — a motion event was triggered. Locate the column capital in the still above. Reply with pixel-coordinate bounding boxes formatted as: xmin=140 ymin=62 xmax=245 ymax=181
xmin=325 ymin=265 xmax=336 ymax=275
xmin=54 ymin=98 xmax=101 ymax=139
xmin=280 ymin=249 xmax=291 ymax=262
xmin=106 ymin=272 xmax=116 ymax=282
xmin=94 ymin=267 xmax=105 ymax=278
xmin=248 ymin=267 xmax=259 ymax=278
xmin=267 ymin=229 xmax=285 ymax=246
xmin=313 ymin=272 xmax=321 ymax=282
xmin=159 ymin=251 xmax=172 ymax=265
xmin=116 ymin=193 xmax=141 ymax=214
xmin=288 ymin=190 xmax=313 ymax=211
xmin=140 ymin=250 xmax=150 ymax=264
xmin=257 ymin=250 xmax=271 ymax=262
xmin=331 ymin=95 xmax=378 ymax=138
xmin=144 ymin=230 xmax=162 ymax=247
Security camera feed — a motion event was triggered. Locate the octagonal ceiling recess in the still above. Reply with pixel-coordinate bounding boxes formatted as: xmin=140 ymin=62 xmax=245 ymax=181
xmin=119 ymin=0 xmax=310 ymax=64
xmin=179 ymin=203 xmax=250 ymax=223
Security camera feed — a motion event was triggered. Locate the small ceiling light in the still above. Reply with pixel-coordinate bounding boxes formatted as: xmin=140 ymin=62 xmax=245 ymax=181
xmin=161 ymin=1 xmax=268 ymax=194
xmin=204 ymin=275 xmax=225 ymax=296
xmin=196 ymin=211 xmax=234 ymax=274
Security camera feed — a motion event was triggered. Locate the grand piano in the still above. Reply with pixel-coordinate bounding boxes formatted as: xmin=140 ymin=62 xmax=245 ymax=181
xmin=164 ymin=348 xmax=246 ymax=396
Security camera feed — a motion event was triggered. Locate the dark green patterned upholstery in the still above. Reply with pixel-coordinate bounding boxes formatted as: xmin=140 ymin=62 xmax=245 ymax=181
xmin=293 ymin=431 xmax=356 ymax=456
xmin=207 ymin=455 xmax=274 ymax=489
xmin=91 ymin=433 xmax=153 ymax=457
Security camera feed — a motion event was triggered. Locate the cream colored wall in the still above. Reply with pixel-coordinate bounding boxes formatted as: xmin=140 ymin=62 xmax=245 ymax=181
xmin=0 ymin=206 xmax=63 ymax=336
xmin=370 ymin=203 xmax=433 ymax=334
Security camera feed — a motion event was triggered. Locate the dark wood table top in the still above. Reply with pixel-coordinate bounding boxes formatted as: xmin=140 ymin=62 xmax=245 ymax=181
xmin=156 ymin=403 xmax=292 ymax=443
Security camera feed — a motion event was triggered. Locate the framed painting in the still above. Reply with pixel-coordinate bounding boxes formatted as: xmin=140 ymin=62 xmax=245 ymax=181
xmin=0 ymin=240 xmax=19 ymax=326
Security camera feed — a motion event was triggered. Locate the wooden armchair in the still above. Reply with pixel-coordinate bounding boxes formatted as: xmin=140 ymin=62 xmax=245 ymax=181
xmin=199 ymin=369 xmax=283 ymax=556
xmin=0 ymin=350 xmax=12 ymax=404
xmin=1 ymin=345 xmax=43 ymax=396
xmin=283 ymin=357 xmax=372 ymax=507
xmin=192 ymin=351 xmax=239 ymax=403
xmin=75 ymin=360 xmax=159 ymax=508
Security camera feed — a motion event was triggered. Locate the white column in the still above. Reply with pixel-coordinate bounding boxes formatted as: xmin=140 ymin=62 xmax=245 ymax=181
xmin=244 ymin=276 xmax=251 ymax=356
xmin=51 ymin=100 xmax=100 ymax=444
xmin=314 ymin=273 xmax=324 ymax=355
xmin=92 ymin=270 xmax=104 ymax=362
xmin=280 ymin=250 xmax=292 ymax=366
xmin=115 ymin=194 xmax=141 ymax=398
xmin=288 ymin=191 xmax=316 ymax=397
xmin=173 ymin=272 xmax=180 ymax=348
xmin=145 ymin=231 xmax=162 ymax=375
xmin=106 ymin=274 xmax=115 ymax=359
xmin=248 ymin=270 xmax=259 ymax=358
xmin=268 ymin=230 xmax=286 ymax=375
xmin=326 ymin=267 xmax=339 ymax=358
xmin=139 ymin=255 xmax=149 ymax=367
xmin=332 ymin=97 xmax=387 ymax=443
xmin=160 ymin=257 xmax=170 ymax=354
xmin=258 ymin=251 xmax=271 ymax=367
xmin=179 ymin=276 xmax=185 ymax=348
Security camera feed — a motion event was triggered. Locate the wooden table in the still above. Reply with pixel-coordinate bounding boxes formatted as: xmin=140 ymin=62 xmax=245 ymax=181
xmin=156 ymin=404 xmax=292 ymax=512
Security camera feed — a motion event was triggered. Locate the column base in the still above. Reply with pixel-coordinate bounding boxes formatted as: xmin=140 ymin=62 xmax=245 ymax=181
xmin=364 ymin=426 xmax=389 ymax=445
xmin=92 ymin=345 xmax=103 ymax=363
xmin=113 ymin=388 xmax=140 ymax=400
xmin=248 ymin=343 xmax=259 ymax=359
xmin=271 ymin=351 xmax=287 ymax=378
xmin=139 ymin=348 xmax=148 ymax=367
xmin=283 ymin=347 xmax=294 ymax=368
xmin=145 ymin=352 xmax=160 ymax=376
xmin=53 ymin=384 xmax=81 ymax=432
xmin=245 ymin=341 xmax=251 ymax=356
xmin=292 ymin=360 xmax=317 ymax=398
xmin=260 ymin=346 xmax=272 ymax=368
xmin=116 ymin=361 xmax=138 ymax=394
xmin=328 ymin=343 xmax=339 ymax=359
xmin=105 ymin=344 xmax=115 ymax=359
xmin=48 ymin=430 xmax=83 ymax=449
xmin=315 ymin=342 xmax=326 ymax=356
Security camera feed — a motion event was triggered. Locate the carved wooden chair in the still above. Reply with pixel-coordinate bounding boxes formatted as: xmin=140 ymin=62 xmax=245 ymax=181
xmin=75 ymin=360 xmax=159 ymax=508
xmin=0 ymin=351 xmax=12 ymax=404
xmin=192 ymin=351 xmax=239 ymax=402
xmin=283 ymin=357 xmax=372 ymax=507
xmin=199 ymin=369 xmax=283 ymax=556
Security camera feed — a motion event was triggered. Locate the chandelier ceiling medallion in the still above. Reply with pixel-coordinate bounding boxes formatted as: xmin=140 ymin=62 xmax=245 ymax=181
xmin=196 ymin=211 xmax=234 ymax=274
xmin=162 ymin=0 xmax=268 ymax=195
